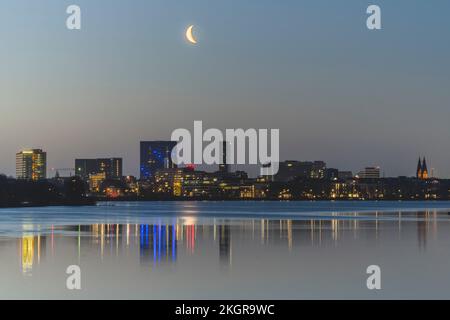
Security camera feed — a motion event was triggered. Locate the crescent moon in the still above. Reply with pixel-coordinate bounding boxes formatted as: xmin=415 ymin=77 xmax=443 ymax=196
xmin=186 ymin=25 xmax=197 ymax=44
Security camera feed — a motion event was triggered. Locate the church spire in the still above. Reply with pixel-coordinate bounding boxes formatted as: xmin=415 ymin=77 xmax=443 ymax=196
xmin=416 ymin=157 xmax=422 ymax=179
xmin=421 ymin=157 xmax=428 ymax=179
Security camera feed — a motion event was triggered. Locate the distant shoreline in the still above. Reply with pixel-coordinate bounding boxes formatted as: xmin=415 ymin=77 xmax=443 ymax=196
xmin=2 ymin=198 xmax=450 ymax=209
xmin=0 ymin=199 xmax=96 ymax=209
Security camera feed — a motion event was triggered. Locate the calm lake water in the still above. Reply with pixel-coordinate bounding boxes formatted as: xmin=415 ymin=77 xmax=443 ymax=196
xmin=1 ymin=201 xmax=450 ymax=299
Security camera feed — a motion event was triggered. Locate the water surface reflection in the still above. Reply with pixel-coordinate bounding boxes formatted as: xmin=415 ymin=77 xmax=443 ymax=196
xmin=2 ymin=202 xmax=450 ymax=299
xmin=16 ymin=210 xmax=442 ymax=275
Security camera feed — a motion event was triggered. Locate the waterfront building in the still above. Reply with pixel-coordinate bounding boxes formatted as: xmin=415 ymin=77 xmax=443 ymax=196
xmin=16 ymin=149 xmax=47 ymax=180
xmin=357 ymin=167 xmax=381 ymax=179
xmin=311 ymin=161 xmax=326 ymax=179
xmin=338 ymin=171 xmax=353 ymax=180
xmin=153 ymin=168 xmax=186 ymax=196
xmin=88 ymin=172 xmax=106 ymax=193
xmin=153 ymin=167 xmax=218 ymax=197
xmin=124 ymin=176 xmax=139 ymax=194
xmin=151 ymin=167 xmax=263 ymax=199
xmin=274 ymin=160 xmax=327 ymax=182
xmin=324 ymin=168 xmax=339 ymax=180
xmin=140 ymin=141 xmax=177 ymax=180
xmin=75 ymin=158 xmax=122 ymax=180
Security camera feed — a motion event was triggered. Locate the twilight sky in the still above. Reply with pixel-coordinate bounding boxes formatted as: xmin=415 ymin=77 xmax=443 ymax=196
xmin=0 ymin=0 xmax=449 ymax=177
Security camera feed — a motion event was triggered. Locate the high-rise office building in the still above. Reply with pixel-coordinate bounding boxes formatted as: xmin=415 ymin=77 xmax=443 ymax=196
xmin=75 ymin=158 xmax=123 ymax=180
xmin=140 ymin=141 xmax=177 ymax=180
xmin=16 ymin=149 xmax=47 ymax=180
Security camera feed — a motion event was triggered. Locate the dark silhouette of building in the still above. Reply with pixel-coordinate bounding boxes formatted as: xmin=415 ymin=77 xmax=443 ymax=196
xmin=275 ymin=161 xmax=326 ymax=182
xmin=357 ymin=167 xmax=381 ymax=179
xmin=338 ymin=171 xmax=353 ymax=179
xmin=64 ymin=176 xmax=87 ymax=201
xmin=325 ymin=168 xmax=339 ymax=180
xmin=219 ymin=141 xmax=231 ymax=174
xmin=140 ymin=141 xmax=177 ymax=180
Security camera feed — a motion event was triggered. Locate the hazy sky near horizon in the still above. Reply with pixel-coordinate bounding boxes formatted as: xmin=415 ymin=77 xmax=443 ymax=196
xmin=1 ymin=0 xmax=449 ymax=177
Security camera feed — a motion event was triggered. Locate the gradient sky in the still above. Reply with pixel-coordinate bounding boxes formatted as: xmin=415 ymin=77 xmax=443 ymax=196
xmin=1 ymin=0 xmax=449 ymax=177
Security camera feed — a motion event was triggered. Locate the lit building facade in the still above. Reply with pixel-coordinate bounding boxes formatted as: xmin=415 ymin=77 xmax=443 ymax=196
xmin=152 ymin=167 xmax=265 ymax=199
xmin=75 ymin=158 xmax=122 ymax=180
xmin=16 ymin=149 xmax=47 ymax=180
xmin=140 ymin=141 xmax=177 ymax=180
xmin=311 ymin=161 xmax=326 ymax=179
xmin=88 ymin=172 xmax=106 ymax=192
xmin=153 ymin=168 xmax=186 ymax=196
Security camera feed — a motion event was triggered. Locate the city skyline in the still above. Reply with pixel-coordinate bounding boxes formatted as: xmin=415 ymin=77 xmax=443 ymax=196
xmin=5 ymin=144 xmax=437 ymax=180
xmin=1 ymin=1 xmax=449 ymax=177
